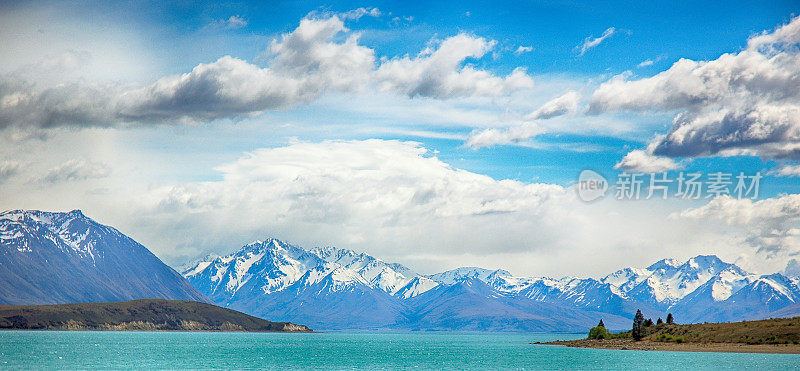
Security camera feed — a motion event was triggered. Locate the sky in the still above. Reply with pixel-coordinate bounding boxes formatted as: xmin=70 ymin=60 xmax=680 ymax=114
xmin=1 ymin=0 xmax=800 ymax=278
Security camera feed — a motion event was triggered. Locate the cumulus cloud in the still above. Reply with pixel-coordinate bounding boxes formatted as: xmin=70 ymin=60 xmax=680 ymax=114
xmin=0 ymin=13 xmax=534 ymax=130
xmin=771 ymin=164 xmax=800 ymax=177
xmin=526 ymin=91 xmax=580 ymax=120
xmin=126 ymin=139 xmax=791 ymax=275
xmin=677 ymin=194 xmax=800 ymax=257
xmin=0 ymin=133 xmax=788 ymax=275
xmin=577 ymin=27 xmax=616 ymax=56
xmin=614 ymin=140 xmax=683 ymax=173
xmin=219 ymin=15 xmax=247 ymax=29
xmin=39 ymin=159 xmax=111 ymax=184
xmin=374 ymin=34 xmax=534 ymax=98
xmin=338 ymin=7 xmax=381 ymax=20
xmin=154 ymin=140 xmax=567 ymax=219
xmin=135 ymin=140 xmax=597 ymax=270
xmin=466 ymin=122 xmax=544 ymax=148
xmin=614 ymin=150 xmax=683 ymax=173
xmin=589 ymin=16 xmax=800 ymax=159
xmin=515 ymin=46 xmax=533 ymax=55
xmin=678 ymin=194 xmax=800 ymax=225
xmin=465 ymin=91 xmax=579 ymax=148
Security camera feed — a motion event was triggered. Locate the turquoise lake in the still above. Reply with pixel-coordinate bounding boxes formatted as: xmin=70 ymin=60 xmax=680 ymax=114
xmin=1 ymin=331 xmax=799 ymax=370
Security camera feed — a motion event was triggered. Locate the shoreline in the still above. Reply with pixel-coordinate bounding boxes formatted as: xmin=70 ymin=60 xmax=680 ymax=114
xmin=542 ymin=339 xmax=800 ymax=354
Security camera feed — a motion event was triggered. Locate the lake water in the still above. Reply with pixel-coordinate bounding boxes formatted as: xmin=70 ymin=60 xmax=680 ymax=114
xmin=1 ymin=331 xmax=799 ymax=370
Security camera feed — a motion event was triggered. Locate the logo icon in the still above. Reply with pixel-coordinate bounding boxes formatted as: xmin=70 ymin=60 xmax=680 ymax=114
xmin=577 ymin=170 xmax=608 ymax=202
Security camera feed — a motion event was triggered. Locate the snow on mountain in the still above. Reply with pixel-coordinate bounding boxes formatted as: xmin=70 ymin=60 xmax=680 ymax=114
xmin=182 ymin=239 xmax=800 ymax=330
xmin=309 ymin=246 xmax=419 ymax=295
xmin=0 ymin=209 xmax=116 ymax=262
xmin=0 ymin=209 xmax=207 ymax=305
xmin=428 ymin=267 xmax=512 ymax=286
xmin=183 ymin=240 xmax=435 ymax=304
xmin=604 ymin=255 xmax=748 ymax=308
xmin=395 ymin=276 xmax=440 ymax=299
xmin=710 ymin=269 xmax=754 ymax=301
xmin=602 ymin=267 xmax=651 ymax=296
xmin=183 ymin=239 xmax=321 ymax=304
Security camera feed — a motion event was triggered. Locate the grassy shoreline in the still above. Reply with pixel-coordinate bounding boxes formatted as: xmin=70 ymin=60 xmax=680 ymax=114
xmin=544 ymin=316 xmax=800 ymax=354
xmin=544 ymin=338 xmax=800 ymax=354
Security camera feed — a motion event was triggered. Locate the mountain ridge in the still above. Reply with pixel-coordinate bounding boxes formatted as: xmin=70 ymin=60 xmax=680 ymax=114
xmin=183 ymin=237 xmax=800 ymax=331
xmin=0 ymin=209 xmax=208 ymax=305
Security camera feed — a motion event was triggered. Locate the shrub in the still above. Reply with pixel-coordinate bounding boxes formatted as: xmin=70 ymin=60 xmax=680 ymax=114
xmin=588 ymin=326 xmax=611 ymax=340
xmin=655 ymin=333 xmax=685 ymax=343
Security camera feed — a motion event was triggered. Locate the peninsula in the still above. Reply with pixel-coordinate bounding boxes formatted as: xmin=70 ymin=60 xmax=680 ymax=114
xmin=0 ymin=299 xmax=312 ymax=332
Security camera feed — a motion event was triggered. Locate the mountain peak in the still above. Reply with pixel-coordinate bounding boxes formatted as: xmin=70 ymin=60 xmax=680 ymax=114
xmin=67 ymin=209 xmax=85 ymax=217
xmin=646 ymin=258 xmax=680 ymax=271
xmin=428 ymin=267 xmax=512 ymax=285
xmin=1 ymin=209 xmax=95 ymax=228
xmin=685 ymin=254 xmax=725 ymax=268
xmin=0 ymin=209 xmax=207 ymax=304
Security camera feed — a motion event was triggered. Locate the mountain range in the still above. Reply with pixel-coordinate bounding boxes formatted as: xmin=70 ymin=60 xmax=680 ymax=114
xmin=0 ymin=209 xmax=206 ymax=305
xmin=3 ymin=209 xmax=799 ymax=333
xmin=183 ymin=238 xmax=800 ymax=331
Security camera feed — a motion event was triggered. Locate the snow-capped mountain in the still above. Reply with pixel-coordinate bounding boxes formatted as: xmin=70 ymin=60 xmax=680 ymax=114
xmin=0 ymin=209 xmax=207 ymax=305
xmin=183 ymin=240 xmax=430 ymax=329
xmin=604 ymin=255 xmax=751 ymax=309
xmin=183 ymin=238 xmax=800 ymax=331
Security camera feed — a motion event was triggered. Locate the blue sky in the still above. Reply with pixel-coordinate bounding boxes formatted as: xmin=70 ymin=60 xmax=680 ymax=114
xmin=1 ymin=0 xmax=800 ymax=276
xmin=48 ymin=0 xmax=796 ymax=189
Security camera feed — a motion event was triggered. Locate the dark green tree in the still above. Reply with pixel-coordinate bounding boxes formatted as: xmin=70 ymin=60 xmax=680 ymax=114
xmin=597 ymin=319 xmax=605 ymax=328
xmin=666 ymin=313 xmax=674 ymax=324
xmin=656 ymin=318 xmax=663 ymax=325
xmin=644 ymin=318 xmax=654 ymax=327
xmin=632 ymin=309 xmax=645 ymax=341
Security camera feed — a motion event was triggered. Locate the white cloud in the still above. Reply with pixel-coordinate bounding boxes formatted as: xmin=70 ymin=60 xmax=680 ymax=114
xmin=207 ymin=15 xmax=248 ymax=30
xmin=339 ymin=7 xmax=381 ymax=20
xmin=0 ymin=133 xmax=791 ymax=276
xmin=677 ymin=194 xmax=800 ymax=258
xmin=223 ymin=15 xmax=247 ymax=29
xmin=466 ymin=122 xmax=544 ymax=148
xmin=515 ymin=46 xmax=533 ymax=55
xmin=39 ymin=159 xmax=111 ymax=184
xmin=0 ymin=160 xmax=20 ymax=181
xmin=577 ymin=27 xmax=616 ymax=56
xmin=589 ymin=16 xmax=800 ymax=159
xmin=614 ymin=150 xmax=683 ymax=173
xmin=614 ymin=140 xmax=684 ymax=173
xmin=526 ymin=91 xmax=580 ymax=120
xmin=134 ymin=139 xmax=584 ymax=268
xmin=464 ymin=90 xmax=579 ymax=148
xmin=771 ymin=164 xmax=800 ymax=177
xmin=678 ymin=194 xmax=800 ymax=225
xmin=374 ymin=34 xmax=534 ymax=98
xmin=123 ymin=140 xmax=790 ymax=275
xmin=0 ymin=14 xmax=534 ymax=130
